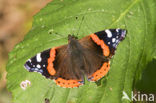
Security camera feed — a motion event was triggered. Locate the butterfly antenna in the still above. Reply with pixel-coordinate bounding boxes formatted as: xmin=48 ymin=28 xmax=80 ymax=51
xmin=76 ymin=16 xmax=85 ymax=36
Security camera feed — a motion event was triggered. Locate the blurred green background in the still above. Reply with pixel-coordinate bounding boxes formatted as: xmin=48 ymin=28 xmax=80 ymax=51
xmin=0 ymin=0 xmax=51 ymax=103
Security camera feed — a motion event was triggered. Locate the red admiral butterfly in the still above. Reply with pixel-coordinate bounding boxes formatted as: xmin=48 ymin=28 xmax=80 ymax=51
xmin=24 ymin=29 xmax=126 ymax=88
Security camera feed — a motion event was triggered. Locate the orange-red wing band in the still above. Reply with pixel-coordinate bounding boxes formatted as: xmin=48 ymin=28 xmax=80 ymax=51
xmin=90 ymin=34 xmax=110 ymax=57
xmin=54 ymin=78 xmax=83 ymax=88
xmin=47 ymin=48 xmax=56 ymax=75
xmin=90 ymin=62 xmax=110 ymax=81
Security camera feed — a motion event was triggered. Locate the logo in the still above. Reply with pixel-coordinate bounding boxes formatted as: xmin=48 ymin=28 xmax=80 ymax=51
xmin=122 ymin=91 xmax=155 ymax=102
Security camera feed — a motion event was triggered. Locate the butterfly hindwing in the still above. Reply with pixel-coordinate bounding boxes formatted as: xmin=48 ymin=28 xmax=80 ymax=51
xmin=49 ymin=44 xmax=85 ymax=88
xmin=79 ymin=35 xmax=110 ymax=81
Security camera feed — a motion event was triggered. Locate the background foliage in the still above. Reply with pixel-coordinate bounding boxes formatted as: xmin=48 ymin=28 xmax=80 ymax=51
xmin=0 ymin=0 xmax=51 ymax=103
xmin=7 ymin=0 xmax=156 ymax=103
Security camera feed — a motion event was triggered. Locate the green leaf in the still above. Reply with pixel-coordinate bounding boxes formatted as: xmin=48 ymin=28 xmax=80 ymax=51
xmin=6 ymin=0 xmax=156 ymax=103
xmin=135 ymin=58 xmax=156 ymax=92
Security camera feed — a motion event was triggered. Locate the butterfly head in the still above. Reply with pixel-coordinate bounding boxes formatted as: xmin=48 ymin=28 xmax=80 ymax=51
xmin=68 ymin=35 xmax=78 ymax=41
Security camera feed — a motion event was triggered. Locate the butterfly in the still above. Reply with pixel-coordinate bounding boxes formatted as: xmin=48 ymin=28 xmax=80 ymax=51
xmin=24 ymin=29 xmax=126 ymax=88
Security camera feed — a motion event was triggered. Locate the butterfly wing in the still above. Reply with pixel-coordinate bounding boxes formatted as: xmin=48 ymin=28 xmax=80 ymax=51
xmin=52 ymin=44 xmax=85 ymax=88
xmin=24 ymin=44 xmax=85 ymax=88
xmin=78 ymin=36 xmax=110 ymax=81
xmin=24 ymin=49 xmax=51 ymax=78
xmin=79 ymin=29 xmax=127 ymax=81
xmin=90 ymin=29 xmax=126 ymax=58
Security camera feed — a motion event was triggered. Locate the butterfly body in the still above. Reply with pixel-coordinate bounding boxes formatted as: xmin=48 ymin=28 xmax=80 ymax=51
xmin=24 ymin=29 xmax=127 ymax=88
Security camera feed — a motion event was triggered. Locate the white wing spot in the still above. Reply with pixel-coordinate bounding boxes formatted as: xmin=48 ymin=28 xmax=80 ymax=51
xmin=116 ymin=29 xmax=119 ymax=32
xmin=105 ymin=30 xmax=112 ymax=38
xmin=20 ymin=80 xmax=31 ymax=90
xmin=116 ymin=40 xmax=119 ymax=43
xmin=36 ymin=53 xmax=42 ymax=62
xmin=108 ymin=42 xmax=110 ymax=44
xmin=37 ymin=64 xmax=41 ymax=68
xmin=112 ymin=38 xmax=116 ymax=43
xmin=28 ymin=59 xmax=31 ymax=62
xmin=35 ymin=68 xmax=39 ymax=71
